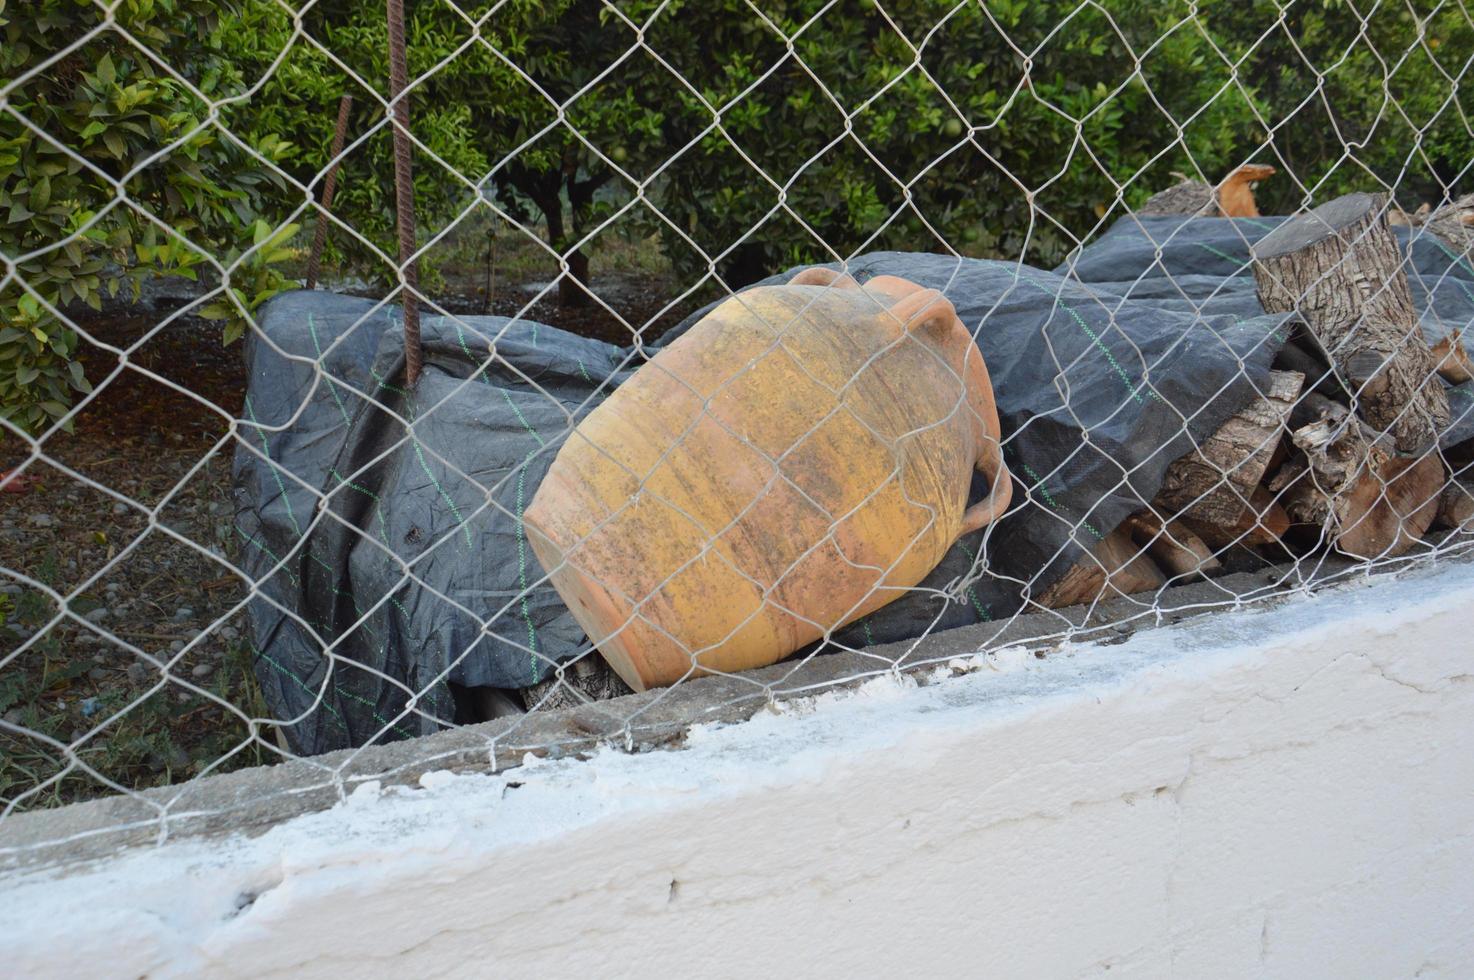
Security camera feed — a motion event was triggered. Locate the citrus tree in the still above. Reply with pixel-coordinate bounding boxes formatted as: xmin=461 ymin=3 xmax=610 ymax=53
xmin=0 ymin=0 xmax=293 ymax=435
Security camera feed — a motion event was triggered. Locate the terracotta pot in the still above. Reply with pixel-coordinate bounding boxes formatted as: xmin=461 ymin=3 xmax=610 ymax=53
xmin=524 ymin=270 xmax=1011 ymax=691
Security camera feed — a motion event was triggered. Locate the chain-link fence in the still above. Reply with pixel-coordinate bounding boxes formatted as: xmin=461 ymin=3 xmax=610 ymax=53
xmin=2 ymin=0 xmax=1472 ymax=855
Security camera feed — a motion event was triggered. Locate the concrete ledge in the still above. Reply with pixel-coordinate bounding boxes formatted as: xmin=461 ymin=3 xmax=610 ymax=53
xmin=0 ymin=552 xmax=1465 ymax=874
xmin=3 ymin=558 xmax=1472 ymax=976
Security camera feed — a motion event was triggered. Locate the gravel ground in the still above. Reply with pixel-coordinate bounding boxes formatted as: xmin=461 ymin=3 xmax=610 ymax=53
xmin=0 ymin=276 xmax=690 ymax=813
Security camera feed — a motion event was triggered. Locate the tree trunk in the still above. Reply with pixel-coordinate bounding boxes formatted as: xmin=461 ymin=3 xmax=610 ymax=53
xmin=1252 ymin=191 xmax=1450 ymax=453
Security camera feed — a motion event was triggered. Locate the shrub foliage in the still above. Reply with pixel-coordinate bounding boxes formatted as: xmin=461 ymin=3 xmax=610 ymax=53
xmin=3 ymin=0 xmax=1469 ymax=430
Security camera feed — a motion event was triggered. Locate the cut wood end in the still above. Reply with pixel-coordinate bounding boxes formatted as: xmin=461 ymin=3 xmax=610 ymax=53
xmin=1334 ymin=453 xmax=1443 ymax=560
xmin=1036 ymin=526 xmax=1166 ymax=609
xmin=1217 ymin=164 xmax=1276 ymax=219
xmin=1432 ymin=333 xmax=1473 ymax=385
xmin=1434 ymin=478 xmax=1474 ymax=532
xmin=1124 ymin=512 xmax=1222 ymax=581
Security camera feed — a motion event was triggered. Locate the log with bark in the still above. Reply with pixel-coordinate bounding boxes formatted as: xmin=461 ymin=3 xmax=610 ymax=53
xmin=1367 ymin=193 xmax=1471 ymax=253
xmin=1253 ymin=192 xmax=1450 ymax=453
xmin=1181 ymin=486 xmax=1291 ymax=551
xmin=1036 ymin=525 xmax=1165 ymax=608
xmin=1434 ymin=478 xmax=1474 ymax=533
xmin=1153 ymin=369 xmax=1304 ymax=531
xmin=1138 ymin=164 xmax=1276 ymax=219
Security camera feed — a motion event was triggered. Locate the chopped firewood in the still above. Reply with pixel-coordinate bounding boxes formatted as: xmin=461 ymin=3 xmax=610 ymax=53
xmin=1138 ymin=164 xmax=1275 ymax=218
xmin=1337 ymin=455 xmax=1443 ymax=559
xmin=1216 ymin=163 xmax=1276 ymax=218
xmin=1181 ymin=486 xmax=1290 ymax=550
xmin=1037 ymin=525 xmax=1166 ymax=608
xmin=1423 ymin=193 xmax=1474 ymax=253
xmin=1154 ymin=369 xmax=1303 ymax=528
xmin=1138 ymin=175 xmax=1215 ymax=217
xmin=1431 ymin=330 xmax=1473 ymax=384
xmin=1254 ymin=192 xmax=1451 ymax=454
xmin=1269 ymin=394 xmax=1441 ymax=559
xmin=1123 ymin=512 xmax=1222 ymax=581
xmin=1434 ymin=479 xmax=1474 ymax=532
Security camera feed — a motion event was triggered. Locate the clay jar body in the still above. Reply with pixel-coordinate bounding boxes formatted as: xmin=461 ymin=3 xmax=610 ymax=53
xmin=524 ymin=270 xmax=1011 ymax=692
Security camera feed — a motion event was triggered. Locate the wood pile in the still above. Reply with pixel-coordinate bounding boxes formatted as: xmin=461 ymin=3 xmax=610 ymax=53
xmin=1139 ymin=163 xmax=1279 ymax=219
xmin=1036 ymin=185 xmax=1468 ymax=609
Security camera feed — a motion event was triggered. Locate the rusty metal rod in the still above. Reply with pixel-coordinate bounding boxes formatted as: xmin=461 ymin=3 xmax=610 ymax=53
xmin=305 ymin=94 xmax=353 ymax=291
xmin=386 ymin=0 xmax=422 ymax=386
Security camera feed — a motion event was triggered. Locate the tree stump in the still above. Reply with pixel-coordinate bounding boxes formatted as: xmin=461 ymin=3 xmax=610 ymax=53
xmin=1253 ymin=192 xmax=1450 ymax=453
xmin=1154 ymin=369 xmax=1303 ymax=528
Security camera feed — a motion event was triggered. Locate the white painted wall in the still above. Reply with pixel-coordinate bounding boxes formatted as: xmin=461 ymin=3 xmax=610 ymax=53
xmin=5 ymin=564 xmax=1474 ymax=979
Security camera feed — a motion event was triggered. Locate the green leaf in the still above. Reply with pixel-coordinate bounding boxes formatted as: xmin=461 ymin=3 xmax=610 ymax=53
xmin=103 ymin=131 xmax=126 ymax=159
xmin=68 ymin=361 xmax=92 ymax=393
xmin=97 ymin=54 xmax=116 ymax=87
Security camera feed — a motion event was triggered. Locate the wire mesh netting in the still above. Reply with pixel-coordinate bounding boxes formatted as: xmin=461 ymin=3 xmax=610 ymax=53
xmin=2 ymin=0 xmax=1473 ymax=853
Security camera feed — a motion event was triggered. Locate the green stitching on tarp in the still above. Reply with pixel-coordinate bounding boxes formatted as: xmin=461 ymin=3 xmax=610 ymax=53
xmin=411 ymin=440 xmax=475 ymax=549
xmin=1427 ymin=238 xmax=1474 ymax=303
xmin=235 ymin=526 xmax=301 ymax=587
xmin=254 ymin=645 xmax=347 ymax=732
xmin=366 ymin=351 xmax=476 ymax=550
xmin=577 ymin=360 xmax=593 ymax=384
xmin=254 ymin=643 xmax=413 ymax=740
xmin=499 ymin=389 xmax=547 ymax=448
xmin=244 ymin=396 xmax=304 ymax=540
xmin=369 ymin=365 xmax=409 ymax=399
xmin=454 ymin=322 xmax=490 ymax=385
xmin=1194 ymin=241 xmax=1249 ymax=269
xmin=307 ymin=312 xmax=355 ymax=430
xmin=329 ymin=467 xmax=392 ymax=547
xmin=1016 ymin=457 xmax=1104 ymax=541
xmin=953 ymin=541 xmax=994 ymax=621
xmin=1019 ymin=274 xmax=1157 ymax=406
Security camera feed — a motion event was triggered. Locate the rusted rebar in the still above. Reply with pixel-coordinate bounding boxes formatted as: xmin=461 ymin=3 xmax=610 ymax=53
xmin=386 ymin=0 xmax=422 ymax=386
xmin=305 ymin=94 xmax=353 ymax=291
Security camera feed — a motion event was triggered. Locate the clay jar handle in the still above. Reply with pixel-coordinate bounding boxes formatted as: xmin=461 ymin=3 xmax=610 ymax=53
xmin=788 ymin=268 xmax=1013 ymax=540
xmin=883 ymin=285 xmax=1013 ymax=539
